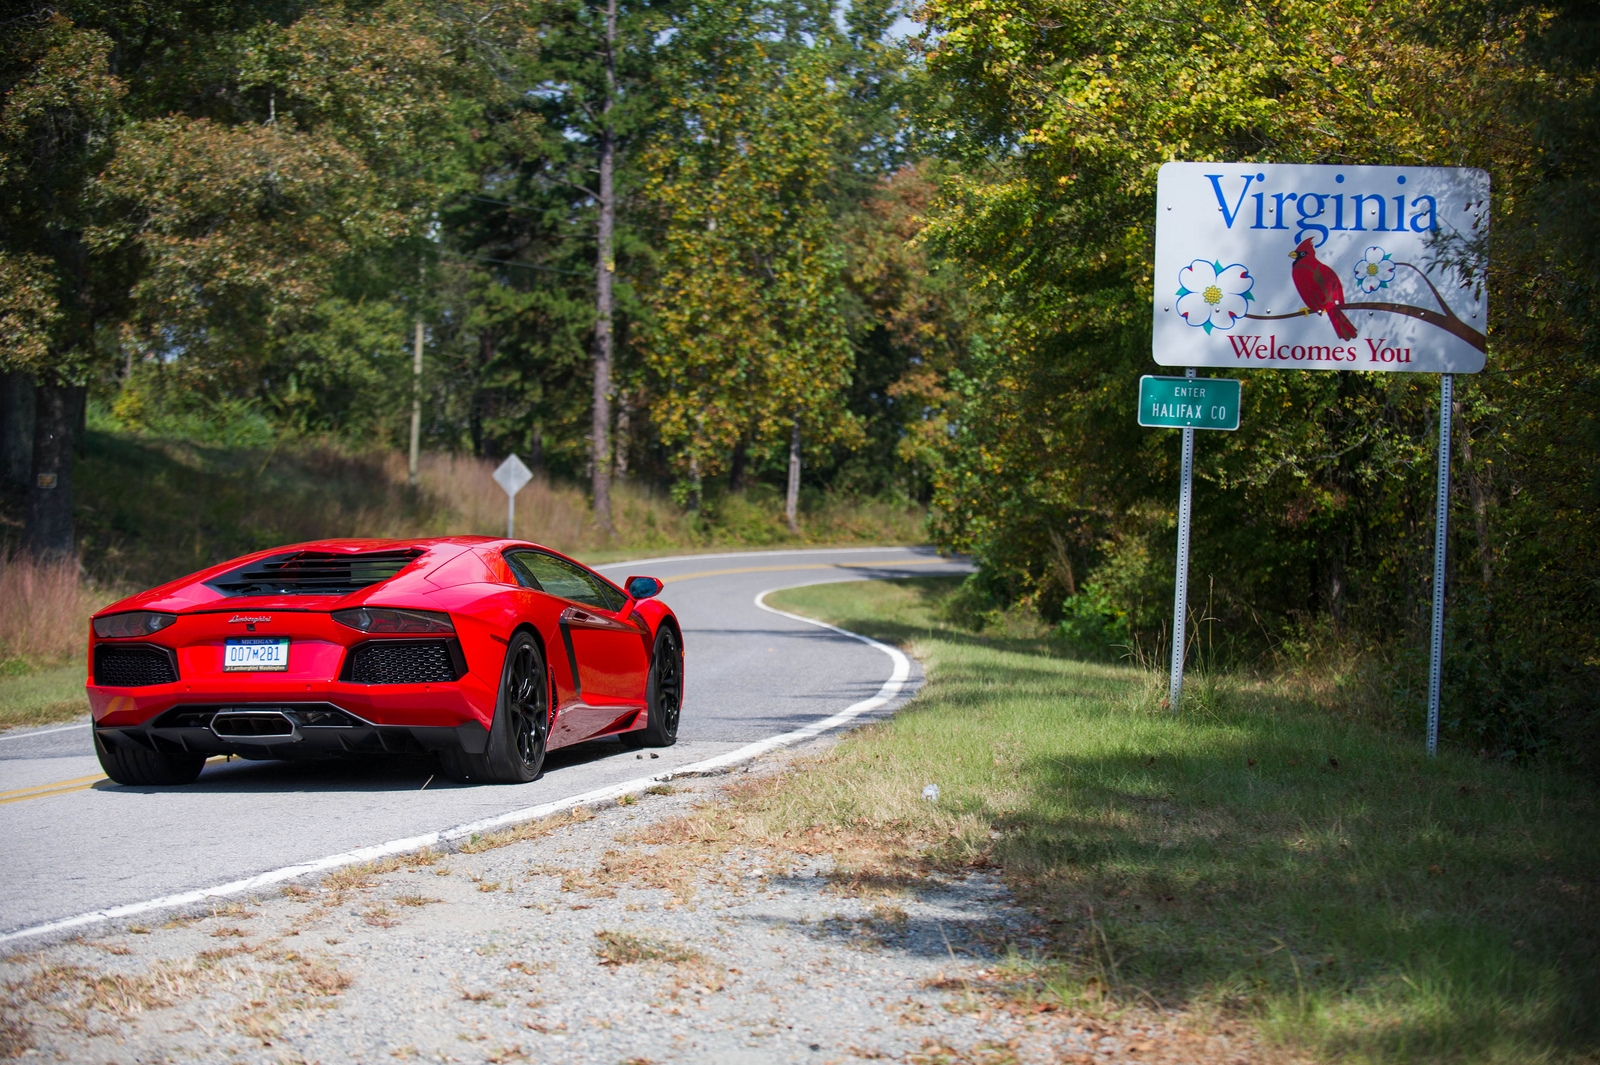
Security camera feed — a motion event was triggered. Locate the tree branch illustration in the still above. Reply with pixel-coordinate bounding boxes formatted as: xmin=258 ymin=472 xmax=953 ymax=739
xmin=1243 ymin=261 xmax=1486 ymax=353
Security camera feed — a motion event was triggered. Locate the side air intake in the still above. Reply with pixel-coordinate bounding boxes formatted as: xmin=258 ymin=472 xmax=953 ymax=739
xmin=206 ymin=548 xmax=423 ymax=597
xmin=342 ymin=639 xmax=465 ymax=684
xmin=94 ymin=645 xmax=179 ymax=687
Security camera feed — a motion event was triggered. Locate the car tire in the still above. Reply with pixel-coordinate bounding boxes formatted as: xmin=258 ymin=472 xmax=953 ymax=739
xmin=94 ymin=731 xmax=206 ymax=786
xmin=620 ymin=625 xmax=681 ymax=748
xmin=438 ymin=632 xmax=549 ymax=784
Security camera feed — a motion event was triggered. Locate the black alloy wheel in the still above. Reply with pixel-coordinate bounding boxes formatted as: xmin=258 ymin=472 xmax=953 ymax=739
xmin=438 ymin=632 xmax=548 ymax=784
xmin=622 ymin=625 xmax=681 ymax=748
xmin=504 ymin=638 xmax=549 ymax=775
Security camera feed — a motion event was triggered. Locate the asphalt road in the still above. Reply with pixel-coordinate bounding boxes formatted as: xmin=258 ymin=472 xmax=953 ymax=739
xmin=0 ymin=546 xmax=968 ymax=943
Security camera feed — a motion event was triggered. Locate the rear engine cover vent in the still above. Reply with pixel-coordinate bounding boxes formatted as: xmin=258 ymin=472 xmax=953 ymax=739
xmin=343 ymin=639 xmax=462 ymax=684
xmin=94 ymin=645 xmax=178 ymax=687
xmin=207 ymin=548 xmax=423 ymax=597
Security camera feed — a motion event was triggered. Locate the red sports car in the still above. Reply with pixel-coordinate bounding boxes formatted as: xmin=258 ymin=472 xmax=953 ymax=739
xmin=85 ymin=538 xmax=683 ymax=787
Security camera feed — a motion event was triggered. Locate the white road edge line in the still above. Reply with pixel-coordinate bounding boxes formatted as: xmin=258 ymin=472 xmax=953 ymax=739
xmin=0 ymin=721 xmax=90 ymax=742
xmin=0 ymin=586 xmax=911 ymax=947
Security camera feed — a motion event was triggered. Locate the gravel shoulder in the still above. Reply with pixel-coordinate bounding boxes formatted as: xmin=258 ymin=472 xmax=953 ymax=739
xmin=1 ymin=742 xmax=1273 ymax=1065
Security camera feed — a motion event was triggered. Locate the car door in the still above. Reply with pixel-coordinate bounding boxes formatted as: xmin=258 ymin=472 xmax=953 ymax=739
xmin=504 ymin=549 xmax=649 ymax=740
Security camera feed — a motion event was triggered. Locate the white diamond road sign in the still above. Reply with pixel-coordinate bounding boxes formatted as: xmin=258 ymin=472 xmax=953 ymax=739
xmin=492 ymin=454 xmax=533 ymax=498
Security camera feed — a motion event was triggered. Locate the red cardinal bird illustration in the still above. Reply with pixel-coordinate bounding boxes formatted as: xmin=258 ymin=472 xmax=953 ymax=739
xmin=1290 ymin=238 xmax=1358 ymax=340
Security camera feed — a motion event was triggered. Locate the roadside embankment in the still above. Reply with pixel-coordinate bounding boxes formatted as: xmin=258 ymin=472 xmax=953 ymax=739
xmin=0 ymin=746 xmax=1263 ymax=1064
xmin=759 ymin=577 xmax=1600 ymax=1065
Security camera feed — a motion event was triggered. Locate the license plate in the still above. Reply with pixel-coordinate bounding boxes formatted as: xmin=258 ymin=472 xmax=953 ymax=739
xmin=224 ymin=637 xmax=290 ymax=672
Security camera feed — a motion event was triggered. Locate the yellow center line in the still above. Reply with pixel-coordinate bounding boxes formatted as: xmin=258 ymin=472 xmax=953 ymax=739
xmin=0 ymin=773 xmax=105 ymax=800
xmin=662 ymin=558 xmax=951 ymax=584
xmin=0 ymin=756 xmax=230 ymax=806
xmin=0 ymin=781 xmax=101 ymax=806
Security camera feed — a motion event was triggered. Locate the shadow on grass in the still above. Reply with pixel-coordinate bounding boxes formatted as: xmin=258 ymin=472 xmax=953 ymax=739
xmin=1006 ymin=712 xmax=1600 ymax=1062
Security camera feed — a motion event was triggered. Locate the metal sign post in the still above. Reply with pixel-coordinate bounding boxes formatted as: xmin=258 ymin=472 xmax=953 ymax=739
xmin=1426 ymin=375 xmax=1453 ymax=756
xmin=1135 ymin=369 xmax=1240 ymax=711
xmin=492 ymin=454 xmax=534 ymax=539
xmin=1169 ymin=368 xmax=1198 ymax=711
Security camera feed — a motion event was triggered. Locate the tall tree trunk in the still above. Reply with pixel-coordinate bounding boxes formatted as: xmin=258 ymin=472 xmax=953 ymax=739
xmin=408 ymin=319 xmax=423 ymax=487
xmin=1455 ymin=393 xmax=1494 ymax=615
xmin=613 ymin=393 xmax=630 ymax=482
xmin=785 ymin=418 xmax=801 ymax=534
xmin=1327 ymin=539 xmax=1347 ymax=634
xmin=24 ymin=383 xmax=80 ymax=557
xmin=0 ymin=372 xmax=35 ymax=489
xmin=590 ymin=0 xmax=618 ymax=538
xmin=728 ymin=434 xmax=747 ymax=492
xmin=73 ymin=387 xmax=86 ymax=457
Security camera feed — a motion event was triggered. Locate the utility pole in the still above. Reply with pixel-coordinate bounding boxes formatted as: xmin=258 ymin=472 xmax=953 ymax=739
xmin=785 ymin=418 xmax=801 ymax=534
xmin=408 ymin=319 xmax=423 ymax=487
xmin=590 ymin=0 xmax=618 ymax=537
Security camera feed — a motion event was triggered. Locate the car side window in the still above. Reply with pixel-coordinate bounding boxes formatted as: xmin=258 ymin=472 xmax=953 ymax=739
xmin=503 ymin=551 xmax=540 ymax=590
xmin=505 ymin=550 xmax=624 ymax=612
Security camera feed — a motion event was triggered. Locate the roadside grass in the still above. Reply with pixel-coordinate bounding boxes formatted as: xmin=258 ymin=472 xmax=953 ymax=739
xmin=759 ymin=576 xmax=1600 ymax=1065
xmin=0 ymin=662 xmax=89 ymax=730
xmin=0 ymin=552 xmax=106 ymax=730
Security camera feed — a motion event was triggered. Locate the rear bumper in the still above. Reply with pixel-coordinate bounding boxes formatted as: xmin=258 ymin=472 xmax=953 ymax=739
xmin=94 ymin=702 xmax=490 ymax=761
xmin=88 ymin=676 xmax=495 ymax=731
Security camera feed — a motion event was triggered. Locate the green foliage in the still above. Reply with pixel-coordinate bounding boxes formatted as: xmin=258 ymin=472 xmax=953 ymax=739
xmin=915 ymin=0 xmax=1600 ymax=760
xmin=640 ymin=2 xmax=859 ymax=485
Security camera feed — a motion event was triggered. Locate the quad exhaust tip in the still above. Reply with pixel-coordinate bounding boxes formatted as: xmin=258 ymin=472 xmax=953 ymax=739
xmin=211 ymin=711 xmax=296 ymax=739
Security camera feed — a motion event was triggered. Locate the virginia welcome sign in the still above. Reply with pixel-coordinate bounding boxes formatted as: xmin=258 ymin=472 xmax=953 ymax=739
xmin=1152 ymin=163 xmax=1490 ymax=373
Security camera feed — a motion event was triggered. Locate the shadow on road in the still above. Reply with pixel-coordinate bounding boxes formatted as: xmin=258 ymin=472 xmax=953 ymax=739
xmin=99 ymin=735 xmax=645 ymax=795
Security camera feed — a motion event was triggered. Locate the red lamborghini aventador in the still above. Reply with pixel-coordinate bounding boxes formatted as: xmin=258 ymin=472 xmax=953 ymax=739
xmin=85 ymin=538 xmax=683 ymax=787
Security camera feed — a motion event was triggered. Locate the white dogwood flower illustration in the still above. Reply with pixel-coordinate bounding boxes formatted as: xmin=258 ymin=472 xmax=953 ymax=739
xmin=1175 ymin=260 xmax=1253 ymax=334
xmin=1353 ymin=246 xmax=1396 ymax=294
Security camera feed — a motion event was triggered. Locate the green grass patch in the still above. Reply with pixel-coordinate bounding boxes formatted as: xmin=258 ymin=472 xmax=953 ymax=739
xmin=763 ymin=576 xmax=1599 ymax=1064
xmin=0 ymin=661 xmax=89 ymax=731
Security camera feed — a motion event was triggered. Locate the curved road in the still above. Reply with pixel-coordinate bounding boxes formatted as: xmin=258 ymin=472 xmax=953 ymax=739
xmin=0 ymin=547 xmax=968 ymax=943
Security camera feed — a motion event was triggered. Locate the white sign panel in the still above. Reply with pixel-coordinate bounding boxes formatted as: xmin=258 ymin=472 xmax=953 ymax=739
xmin=1153 ymin=163 xmax=1488 ymax=373
xmin=492 ymin=454 xmax=533 ymax=497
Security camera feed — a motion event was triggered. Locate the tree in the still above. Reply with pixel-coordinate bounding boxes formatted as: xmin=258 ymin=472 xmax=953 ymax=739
xmin=521 ymin=0 xmax=670 ymax=534
xmin=915 ymin=0 xmax=1600 ymax=753
xmin=0 ymin=11 xmax=128 ymax=554
xmin=640 ymin=2 xmax=858 ymax=518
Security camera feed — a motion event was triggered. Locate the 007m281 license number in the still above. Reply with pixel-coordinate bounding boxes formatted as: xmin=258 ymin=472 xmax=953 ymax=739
xmin=223 ymin=637 xmax=290 ymax=672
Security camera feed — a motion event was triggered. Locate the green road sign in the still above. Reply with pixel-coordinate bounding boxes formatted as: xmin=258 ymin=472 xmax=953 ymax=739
xmin=1138 ymin=375 xmax=1241 ymax=431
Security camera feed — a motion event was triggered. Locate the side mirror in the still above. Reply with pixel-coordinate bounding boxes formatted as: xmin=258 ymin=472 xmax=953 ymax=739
xmin=625 ymin=575 xmax=663 ymax=601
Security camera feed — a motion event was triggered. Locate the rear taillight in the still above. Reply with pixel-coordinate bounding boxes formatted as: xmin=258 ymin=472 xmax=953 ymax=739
xmin=93 ymin=612 xmax=177 ymax=639
xmin=332 ymin=607 xmax=454 ymax=634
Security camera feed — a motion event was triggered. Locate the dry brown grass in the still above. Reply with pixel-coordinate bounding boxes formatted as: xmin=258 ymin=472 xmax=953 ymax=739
xmin=458 ymin=809 xmax=588 ymax=854
xmin=0 ymin=552 xmax=106 ymax=664
xmin=319 ymin=853 xmax=428 ymax=893
xmin=412 ymin=453 xmax=689 ymax=550
xmin=2 ymin=939 xmax=353 ymax=1054
xmin=593 ymin=930 xmax=702 ymax=967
